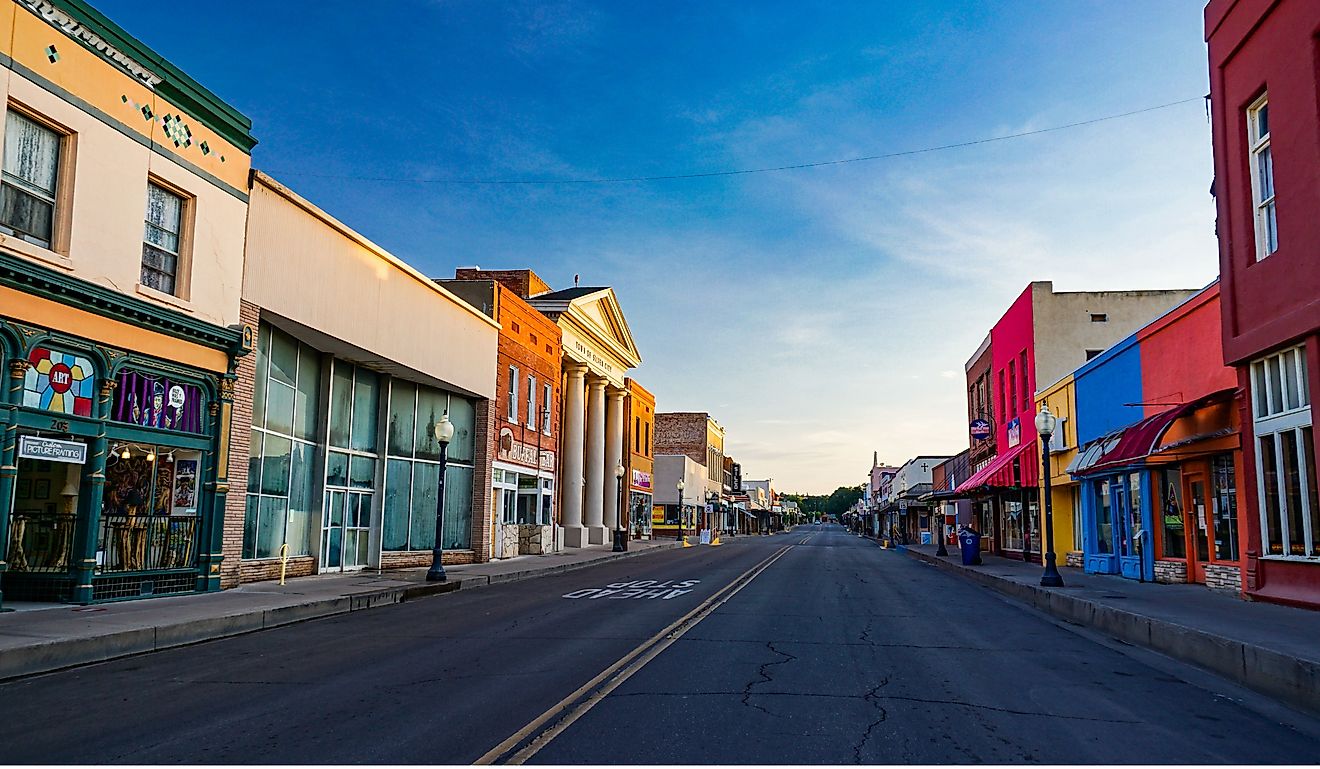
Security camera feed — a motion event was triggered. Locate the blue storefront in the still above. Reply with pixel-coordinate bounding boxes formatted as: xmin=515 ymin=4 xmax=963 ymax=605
xmin=1069 ymin=333 xmax=1156 ymax=581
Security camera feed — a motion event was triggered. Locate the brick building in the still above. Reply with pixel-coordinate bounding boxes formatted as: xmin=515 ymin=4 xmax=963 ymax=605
xmin=654 ymin=412 xmax=726 ymax=532
xmin=624 ymin=378 xmax=655 ymax=540
xmin=439 ymin=275 xmax=562 ymax=559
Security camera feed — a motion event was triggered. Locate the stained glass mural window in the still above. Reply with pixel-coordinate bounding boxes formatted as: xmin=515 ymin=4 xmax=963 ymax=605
xmin=24 ymin=347 xmax=94 ymax=416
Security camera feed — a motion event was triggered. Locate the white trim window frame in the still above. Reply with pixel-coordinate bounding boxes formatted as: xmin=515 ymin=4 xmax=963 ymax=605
xmin=1247 ymin=94 xmax=1278 ymax=261
xmin=0 ymin=107 xmax=63 ymax=249
xmin=1251 ymin=345 xmax=1318 ymax=559
xmin=526 ymin=374 xmax=537 ymax=429
xmin=507 ymin=365 xmax=519 ymax=424
xmin=142 ymin=181 xmax=186 ymax=296
xmin=542 ymin=382 xmax=552 ymax=434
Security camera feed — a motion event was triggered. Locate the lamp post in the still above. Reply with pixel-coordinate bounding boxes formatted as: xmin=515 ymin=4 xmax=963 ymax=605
xmin=426 ymin=413 xmax=455 ymax=582
xmin=1035 ymin=405 xmax=1064 ymax=587
xmin=935 ymin=500 xmax=949 ymax=556
xmin=613 ymin=461 xmax=627 ymax=552
xmin=676 ymin=478 xmax=685 ymax=543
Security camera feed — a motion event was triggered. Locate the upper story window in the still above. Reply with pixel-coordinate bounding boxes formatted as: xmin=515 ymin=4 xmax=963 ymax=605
xmin=1090 ymin=313 xmax=1108 ymax=323
xmin=1 ymin=109 xmax=63 ymax=248
xmin=507 ymin=365 xmax=519 ymax=423
xmin=1248 ymin=95 xmax=1277 ymax=260
xmin=542 ymin=382 xmax=552 ymax=434
xmin=526 ymin=374 xmax=537 ymax=428
xmin=1018 ymin=350 xmax=1030 ymax=412
xmin=142 ymin=182 xmax=186 ymax=295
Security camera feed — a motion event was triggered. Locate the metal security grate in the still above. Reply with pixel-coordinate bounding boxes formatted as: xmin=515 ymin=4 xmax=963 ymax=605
xmin=92 ymin=572 xmax=197 ymax=601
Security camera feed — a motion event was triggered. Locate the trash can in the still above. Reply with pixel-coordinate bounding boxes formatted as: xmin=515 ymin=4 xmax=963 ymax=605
xmin=958 ymin=528 xmax=983 ymax=566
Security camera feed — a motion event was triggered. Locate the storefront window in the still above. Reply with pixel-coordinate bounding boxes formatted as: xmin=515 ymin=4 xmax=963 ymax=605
xmin=1095 ymin=483 xmax=1113 ymax=554
xmin=382 ymin=380 xmax=476 ymax=551
xmin=1003 ymin=499 xmax=1024 ymax=550
xmin=1159 ymin=467 xmax=1185 ymax=558
xmin=1211 ymin=454 xmax=1239 ymax=561
xmin=244 ymin=324 xmax=320 ymax=559
xmin=1128 ymin=471 xmax=1142 ymax=557
xmin=23 ymin=347 xmax=94 ymax=417
xmin=99 ymin=444 xmax=202 ymax=572
xmin=7 ymin=450 xmax=83 ymax=574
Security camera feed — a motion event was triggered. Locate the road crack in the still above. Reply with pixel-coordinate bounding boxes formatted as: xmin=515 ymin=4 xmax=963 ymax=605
xmin=740 ymin=641 xmax=798 ymax=717
xmin=851 ymin=676 xmax=890 ymax=764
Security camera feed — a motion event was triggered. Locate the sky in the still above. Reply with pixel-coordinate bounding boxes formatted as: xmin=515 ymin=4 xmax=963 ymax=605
xmin=98 ymin=0 xmax=1218 ymax=494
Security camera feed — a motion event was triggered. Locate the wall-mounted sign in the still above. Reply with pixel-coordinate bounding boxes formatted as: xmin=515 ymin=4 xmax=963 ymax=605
xmin=731 ymin=463 xmax=742 ymax=492
xmin=969 ymin=418 xmax=991 ymax=441
xmin=1006 ymin=417 xmax=1021 ymax=448
xmin=113 ymin=370 xmax=205 ymax=433
xmin=19 ymin=435 xmax=87 ymax=465
xmin=498 ymin=427 xmax=555 ymax=469
xmin=631 ymin=469 xmax=652 ymax=490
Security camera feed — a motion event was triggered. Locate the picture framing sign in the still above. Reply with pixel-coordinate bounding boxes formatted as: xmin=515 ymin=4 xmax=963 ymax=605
xmin=18 ymin=435 xmax=87 ymax=465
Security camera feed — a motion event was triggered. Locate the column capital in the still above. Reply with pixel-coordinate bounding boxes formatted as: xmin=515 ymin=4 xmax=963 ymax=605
xmin=586 ymin=375 xmax=607 ymax=390
xmin=565 ymin=362 xmax=589 ymax=378
xmin=9 ymin=359 xmax=31 ymax=379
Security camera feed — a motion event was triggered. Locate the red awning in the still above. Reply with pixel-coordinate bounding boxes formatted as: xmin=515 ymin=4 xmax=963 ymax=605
xmin=952 ymin=440 xmax=1037 ymax=496
xmin=1067 ymin=388 xmax=1237 ymax=477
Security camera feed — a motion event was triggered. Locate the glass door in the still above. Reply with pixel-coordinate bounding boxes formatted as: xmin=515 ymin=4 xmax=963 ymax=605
xmin=1184 ymin=472 xmax=1211 ymax=583
xmin=322 ymin=488 xmax=371 ymax=570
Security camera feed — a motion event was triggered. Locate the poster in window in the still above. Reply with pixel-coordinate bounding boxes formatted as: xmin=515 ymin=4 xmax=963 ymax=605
xmin=112 ymin=371 xmax=205 ymax=433
xmin=173 ymin=459 xmax=198 ymax=511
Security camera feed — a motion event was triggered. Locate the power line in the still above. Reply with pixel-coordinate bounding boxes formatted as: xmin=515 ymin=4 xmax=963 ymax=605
xmin=271 ymin=96 xmax=1203 ymax=186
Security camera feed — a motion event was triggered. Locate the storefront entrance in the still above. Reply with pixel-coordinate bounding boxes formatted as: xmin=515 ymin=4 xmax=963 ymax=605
xmin=322 ymin=488 xmax=371 ymax=571
xmin=7 ymin=441 xmax=84 ymax=580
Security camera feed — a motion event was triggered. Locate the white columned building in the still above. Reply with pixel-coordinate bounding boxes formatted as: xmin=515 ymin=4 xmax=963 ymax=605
xmin=527 ymin=286 xmax=642 ymax=549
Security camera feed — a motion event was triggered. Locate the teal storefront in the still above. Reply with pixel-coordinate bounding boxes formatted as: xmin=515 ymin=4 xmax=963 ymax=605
xmin=1 ymin=263 xmax=244 ymax=606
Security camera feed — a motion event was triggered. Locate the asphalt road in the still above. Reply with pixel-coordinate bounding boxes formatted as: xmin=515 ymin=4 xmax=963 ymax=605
xmin=1 ymin=524 xmax=1318 ymax=764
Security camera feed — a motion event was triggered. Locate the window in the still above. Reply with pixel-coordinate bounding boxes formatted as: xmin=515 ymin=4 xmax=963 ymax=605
xmin=507 ymin=366 xmax=519 ymax=424
xmin=998 ymin=370 xmax=1007 ymax=422
xmin=244 ymin=324 xmax=322 ymax=560
xmin=1071 ymin=487 xmax=1082 ymax=550
xmin=1090 ymin=313 xmax=1108 ymax=323
xmin=1086 ymin=349 xmax=1103 ymax=361
xmin=1007 ymin=362 xmax=1017 ymax=419
xmin=1251 ymin=346 xmax=1316 ymax=557
xmin=1212 ymin=453 xmax=1240 ymax=561
xmin=1 ymin=108 xmax=62 ymax=248
xmin=141 ymin=182 xmax=186 ymax=296
xmin=1158 ymin=467 xmax=1185 ymax=558
xmin=1248 ymin=95 xmax=1277 ymax=260
xmin=1095 ymin=482 xmax=1113 ymax=554
xmin=634 ymin=416 xmax=641 ymax=453
xmin=644 ymin=421 xmax=650 ymax=456
xmin=526 ymin=375 xmax=536 ymax=428
xmin=1019 ymin=351 xmax=1030 ymax=412
xmin=542 ymin=383 xmax=552 ymax=434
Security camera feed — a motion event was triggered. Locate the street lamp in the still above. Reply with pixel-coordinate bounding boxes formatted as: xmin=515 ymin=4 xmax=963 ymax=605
xmin=613 ymin=462 xmax=627 ymax=552
xmin=935 ymin=499 xmax=949 ymax=557
xmin=426 ymin=412 xmax=455 ymax=582
xmin=1035 ymin=405 xmax=1064 ymax=587
xmin=676 ymin=478 xmax=685 ymax=543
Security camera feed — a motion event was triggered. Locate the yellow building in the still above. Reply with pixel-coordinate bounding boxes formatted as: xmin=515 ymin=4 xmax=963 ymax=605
xmin=1036 ymin=374 xmax=1082 ymax=568
xmin=0 ymin=0 xmax=255 ymax=604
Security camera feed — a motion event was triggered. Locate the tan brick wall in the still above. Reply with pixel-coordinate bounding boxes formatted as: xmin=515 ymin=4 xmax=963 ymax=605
xmin=1064 ymin=550 xmax=1084 ymax=568
xmin=654 ymin=413 xmax=708 ymax=466
xmin=239 ymin=556 xmax=316 ymax=584
xmin=220 ymin=299 xmax=261 ymax=588
xmin=1154 ymin=559 xmax=1189 ymax=584
xmin=380 ymin=550 xmax=475 ymax=568
xmin=1203 ymin=563 xmax=1242 ymax=594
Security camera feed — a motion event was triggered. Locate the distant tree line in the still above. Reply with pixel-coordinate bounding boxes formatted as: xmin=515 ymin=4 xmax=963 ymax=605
xmin=779 ymin=485 xmax=863 ymax=517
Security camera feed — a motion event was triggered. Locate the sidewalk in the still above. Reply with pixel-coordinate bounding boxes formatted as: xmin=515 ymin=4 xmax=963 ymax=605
xmin=0 ymin=540 xmax=680 ymax=681
xmin=893 ymin=540 xmax=1320 ymax=715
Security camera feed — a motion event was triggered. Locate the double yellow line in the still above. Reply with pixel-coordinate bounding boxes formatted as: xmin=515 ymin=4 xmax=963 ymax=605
xmin=474 ymin=544 xmax=795 ymax=765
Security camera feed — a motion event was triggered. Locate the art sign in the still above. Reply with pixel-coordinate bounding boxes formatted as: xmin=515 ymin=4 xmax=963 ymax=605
xmin=969 ymin=418 xmax=991 ymax=441
xmin=562 ymin=578 xmax=700 ymax=601
xmin=1006 ymin=417 xmax=1021 ymax=448
xmin=112 ymin=370 xmax=205 ymax=433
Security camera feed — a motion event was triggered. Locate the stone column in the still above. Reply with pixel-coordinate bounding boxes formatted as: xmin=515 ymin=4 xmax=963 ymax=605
xmin=561 ymin=365 xmax=588 ymax=547
xmin=603 ymin=387 xmax=625 ymax=534
xmin=583 ymin=376 xmax=607 ymax=544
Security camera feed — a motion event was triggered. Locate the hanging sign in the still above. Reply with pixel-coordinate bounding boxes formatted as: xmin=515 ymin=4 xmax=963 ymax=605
xmin=970 ymin=419 xmax=991 ymax=441
xmin=19 ymin=435 xmax=87 ymax=464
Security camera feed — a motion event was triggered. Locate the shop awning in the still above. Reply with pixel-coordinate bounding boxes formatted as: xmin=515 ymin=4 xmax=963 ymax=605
xmin=1067 ymin=388 xmax=1236 ymax=477
xmin=951 ymin=440 xmax=1035 ymax=497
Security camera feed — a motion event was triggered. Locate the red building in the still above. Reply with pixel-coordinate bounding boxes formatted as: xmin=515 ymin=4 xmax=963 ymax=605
xmin=1206 ymin=0 xmax=1320 ymax=608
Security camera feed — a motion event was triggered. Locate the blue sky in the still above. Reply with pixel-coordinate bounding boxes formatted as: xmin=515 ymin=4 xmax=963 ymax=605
xmin=100 ymin=1 xmax=1217 ymax=493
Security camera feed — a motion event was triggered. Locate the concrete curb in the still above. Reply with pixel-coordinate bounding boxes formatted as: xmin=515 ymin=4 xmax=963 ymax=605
xmin=903 ymin=547 xmax=1320 ymax=717
xmin=0 ymin=542 xmax=681 ymax=682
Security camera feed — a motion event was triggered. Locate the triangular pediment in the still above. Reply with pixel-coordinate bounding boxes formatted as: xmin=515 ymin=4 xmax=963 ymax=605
xmin=567 ymin=289 xmax=641 ymax=368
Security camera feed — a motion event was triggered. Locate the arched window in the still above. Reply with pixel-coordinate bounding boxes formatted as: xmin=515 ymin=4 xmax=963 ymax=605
xmin=24 ymin=346 xmax=95 ymax=416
